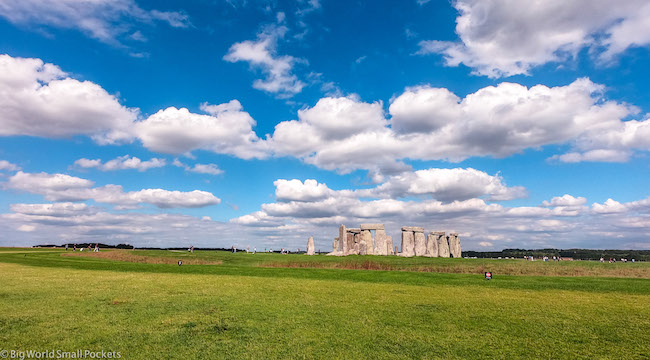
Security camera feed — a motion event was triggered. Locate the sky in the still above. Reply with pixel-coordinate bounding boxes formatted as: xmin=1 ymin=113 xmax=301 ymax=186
xmin=0 ymin=0 xmax=649 ymax=251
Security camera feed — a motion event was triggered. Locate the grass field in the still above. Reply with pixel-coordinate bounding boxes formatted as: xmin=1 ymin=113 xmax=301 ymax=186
xmin=0 ymin=248 xmax=649 ymax=359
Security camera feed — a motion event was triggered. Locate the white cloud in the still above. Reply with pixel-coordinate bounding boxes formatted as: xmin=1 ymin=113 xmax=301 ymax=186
xmin=0 ymin=55 xmax=271 ymax=160
xmin=0 ymin=160 xmax=20 ymax=172
xmin=172 ymin=159 xmax=224 ymax=175
xmin=187 ymin=163 xmax=223 ymax=175
xmin=10 ymin=203 xmax=93 ymax=217
xmin=359 ymin=168 xmax=527 ymax=202
xmin=224 ymin=25 xmax=305 ymax=97
xmin=5 ymin=171 xmax=220 ymax=209
xmin=0 ymin=54 xmax=137 ymax=144
xmin=231 ymin=177 xmax=650 ymax=251
xmin=134 ymin=100 xmax=267 ymax=158
xmin=542 ymin=194 xmax=587 ymax=207
xmin=550 ymin=150 xmax=632 ymax=163
xmin=0 ymin=0 xmax=190 ymax=45
xmin=274 ymin=179 xmax=336 ymax=202
xmin=6 ymin=171 xmax=95 ymax=198
xmin=419 ymin=0 xmax=650 ymax=77
xmin=74 ymin=155 xmax=166 ymax=172
xmin=17 ymin=224 xmax=35 ymax=232
xmin=269 ymin=78 xmax=646 ymax=173
xmin=592 ymin=199 xmax=628 ymax=214
xmin=591 ymin=197 xmax=650 ymax=215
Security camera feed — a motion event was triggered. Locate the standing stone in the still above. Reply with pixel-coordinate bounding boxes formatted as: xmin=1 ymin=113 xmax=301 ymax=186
xmin=400 ymin=229 xmax=415 ymax=257
xmin=339 ymin=224 xmax=347 ymax=255
xmin=346 ymin=232 xmax=355 ymax=256
xmin=386 ymin=236 xmax=394 ymax=255
xmin=449 ymin=233 xmax=462 ymax=258
xmin=360 ymin=229 xmax=372 ymax=255
xmin=353 ymin=233 xmax=361 ymax=255
xmin=306 ymin=236 xmax=315 ymax=255
xmin=437 ymin=232 xmax=450 ymax=258
xmin=327 ymin=237 xmax=340 ymax=256
xmin=374 ymin=229 xmax=387 ymax=255
xmin=426 ymin=233 xmax=439 ymax=257
xmin=414 ymin=231 xmax=427 ymax=256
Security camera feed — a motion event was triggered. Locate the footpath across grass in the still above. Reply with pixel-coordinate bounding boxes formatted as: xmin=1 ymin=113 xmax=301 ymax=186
xmin=0 ymin=249 xmax=648 ymax=359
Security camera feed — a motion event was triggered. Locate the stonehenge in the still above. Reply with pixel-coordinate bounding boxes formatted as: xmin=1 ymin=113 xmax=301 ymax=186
xmin=323 ymin=223 xmax=461 ymax=258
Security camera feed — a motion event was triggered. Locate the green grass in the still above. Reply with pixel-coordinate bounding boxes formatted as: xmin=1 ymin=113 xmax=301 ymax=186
xmin=0 ymin=249 xmax=649 ymax=359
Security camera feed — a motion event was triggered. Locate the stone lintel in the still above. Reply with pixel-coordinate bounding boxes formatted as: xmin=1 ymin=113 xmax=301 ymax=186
xmin=347 ymin=228 xmax=361 ymax=233
xmin=360 ymin=223 xmax=385 ymax=230
xmin=401 ymin=226 xmax=424 ymax=232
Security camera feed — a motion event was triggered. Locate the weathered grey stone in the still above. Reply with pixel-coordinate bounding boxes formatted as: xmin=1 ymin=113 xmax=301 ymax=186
xmin=360 ymin=229 xmax=372 ymax=255
xmin=437 ymin=233 xmax=450 ymax=258
xmin=374 ymin=229 xmax=387 ymax=255
xmin=327 ymin=238 xmax=341 ymax=256
xmin=359 ymin=241 xmax=367 ymax=255
xmin=401 ymin=226 xmax=424 ymax=232
xmin=448 ymin=233 xmax=462 ymax=258
xmin=346 ymin=232 xmax=355 ymax=255
xmin=426 ymin=233 xmax=439 ymax=257
xmin=339 ymin=224 xmax=347 ymax=254
xmin=306 ymin=236 xmax=315 ymax=255
xmin=353 ymin=233 xmax=361 ymax=255
xmin=414 ymin=231 xmax=427 ymax=256
xmin=400 ymin=230 xmax=415 ymax=257
xmin=386 ymin=236 xmax=394 ymax=255
xmin=360 ymin=223 xmax=385 ymax=230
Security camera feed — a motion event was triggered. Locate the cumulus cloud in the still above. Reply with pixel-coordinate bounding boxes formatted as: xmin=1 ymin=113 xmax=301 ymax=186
xmin=224 ymin=25 xmax=305 ymax=97
xmin=172 ymin=159 xmax=224 ymax=175
xmin=10 ymin=203 xmax=93 ymax=217
xmin=0 ymin=55 xmax=268 ymax=160
xmin=359 ymin=168 xmax=527 ymax=202
xmin=418 ymin=0 xmax=650 ymax=77
xmin=0 ymin=54 xmax=137 ymax=143
xmin=5 ymin=171 xmax=220 ymax=208
xmin=74 ymin=155 xmax=166 ymax=172
xmin=134 ymin=100 xmax=267 ymax=158
xmin=0 ymin=160 xmax=20 ymax=172
xmin=542 ymin=194 xmax=587 ymax=207
xmin=0 ymin=0 xmax=190 ymax=45
xmin=232 ymin=177 xmax=650 ymax=251
xmin=274 ymin=179 xmax=336 ymax=202
xmin=269 ymin=78 xmax=647 ymax=172
xmin=590 ymin=197 xmax=650 ymax=215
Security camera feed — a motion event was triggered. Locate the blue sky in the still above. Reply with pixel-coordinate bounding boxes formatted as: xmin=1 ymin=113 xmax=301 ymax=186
xmin=0 ymin=0 xmax=649 ymax=251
